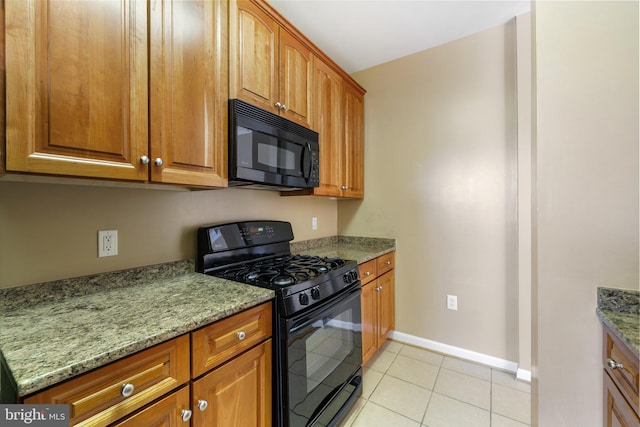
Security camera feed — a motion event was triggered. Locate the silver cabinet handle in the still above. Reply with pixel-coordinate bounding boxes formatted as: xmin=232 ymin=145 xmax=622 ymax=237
xmin=275 ymin=102 xmax=282 ymax=109
xmin=197 ymin=399 xmax=208 ymax=411
xmin=121 ymin=383 xmax=135 ymax=397
xmin=237 ymin=331 xmax=246 ymax=340
xmin=607 ymin=358 xmax=624 ymax=370
xmin=385 ymin=261 xmax=391 ymax=265
xmin=181 ymin=409 xmax=192 ymax=422
xmin=281 ymin=104 xmax=287 ymax=111
xmin=364 ymin=271 xmax=371 ymax=276
xmin=375 ymin=286 xmax=381 ymax=292
xmin=154 ymin=158 xmax=164 ymax=166
xmin=140 ymin=156 xmax=150 ymax=165
xmin=341 ymin=185 xmax=348 ymax=190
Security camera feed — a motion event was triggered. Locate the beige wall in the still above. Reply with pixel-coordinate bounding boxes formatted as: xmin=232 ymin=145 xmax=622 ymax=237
xmin=533 ymin=1 xmax=639 ymax=425
xmin=340 ymin=22 xmax=520 ymax=362
xmin=0 ymin=180 xmax=337 ymax=288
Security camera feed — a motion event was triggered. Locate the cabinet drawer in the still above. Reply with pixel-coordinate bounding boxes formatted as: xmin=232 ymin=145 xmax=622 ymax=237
xmin=377 ymin=252 xmax=395 ymax=276
xmin=25 ymin=335 xmax=190 ymax=426
xmin=111 ymin=385 xmax=190 ymax=427
xmin=603 ymin=326 xmax=639 ymax=417
xmin=358 ymin=260 xmax=377 ymax=285
xmin=192 ymin=301 xmax=272 ymax=378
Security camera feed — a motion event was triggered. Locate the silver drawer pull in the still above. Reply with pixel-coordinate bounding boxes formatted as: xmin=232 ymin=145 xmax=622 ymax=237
xmin=121 ymin=383 xmax=135 ymax=397
xmin=607 ymin=358 xmax=624 ymax=370
xmin=181 ymin=409 xmax=192 ymax=422
xmin=237 ymin=331 xmax=246 ymax=340
xmin=385 ymin=261 xmax=391 ymax=265
xmin=197 ymin=399 xmax=208 ymax=411
xmin=364 ymin=271 xmax=371 ymax=276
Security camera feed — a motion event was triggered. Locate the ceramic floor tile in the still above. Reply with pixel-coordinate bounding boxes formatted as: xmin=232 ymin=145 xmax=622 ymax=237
xmin=350 ymin=401 xmax=421 ymax=427
xmin=492 ymin=383 xmax=531 ymax=424
xmin=386 ymin=354 xmax=440 ymax=389
xmin=369 ymin=375 xmax=431 ymax=422
xmin=492 ymin=369 xmax=532 ymax=393
xmin=365 ymin=346 xmax=398 ymax=373
xmin=491 ymin=413 xmax=531 ymax=427
xmin=422 ymin=392 xmax=490 ymax=427
xmin=399 ymin=345 xmax=444 ymax=367
xmin=379 ymin=339 xmax=404 ymax=354
xmin=442 ymin=356 xmax=492 ymax=381
xmin=433 ymin=369 xmax=491 ymax=410
xmin=362 ymin=366 xmax=384 ymax=399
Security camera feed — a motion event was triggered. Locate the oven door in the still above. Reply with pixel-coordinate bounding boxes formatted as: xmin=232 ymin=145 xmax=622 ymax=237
xmin=283 ymin=285 xmax=362 ymax=426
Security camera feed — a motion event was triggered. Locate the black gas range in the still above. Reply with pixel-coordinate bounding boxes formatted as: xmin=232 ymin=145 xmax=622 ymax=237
xmin=196 ymin=221 xmax=362 ymax=427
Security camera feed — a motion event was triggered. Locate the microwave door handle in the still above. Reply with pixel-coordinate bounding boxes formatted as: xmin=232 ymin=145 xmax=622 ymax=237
xmin=303 ymin=142 xmax=312 ymax=181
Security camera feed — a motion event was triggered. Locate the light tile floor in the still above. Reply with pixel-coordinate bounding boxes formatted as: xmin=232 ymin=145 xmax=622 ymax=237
xmin=341 ymin=341 xmax=531 ymax=427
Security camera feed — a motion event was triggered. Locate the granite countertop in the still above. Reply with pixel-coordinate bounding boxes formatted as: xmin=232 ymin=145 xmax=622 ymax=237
xmin=596 ymin=287 xmax=639 ymax=358
xmin=0 ymin=260 xmax=274 ymax=397
xmin=291 ymin=236 xmax=396 ymax=264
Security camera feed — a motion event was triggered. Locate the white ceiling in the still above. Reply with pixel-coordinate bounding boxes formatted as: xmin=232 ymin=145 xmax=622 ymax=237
xmin=269 ymin=0 xmax=531 ymax=73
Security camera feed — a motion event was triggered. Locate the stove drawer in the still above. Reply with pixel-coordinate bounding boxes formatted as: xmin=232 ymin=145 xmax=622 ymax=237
xmin=359 ymin=260 xmax=377 ymax=285
xmin=192 ymin=301 xmax=272 ymax=378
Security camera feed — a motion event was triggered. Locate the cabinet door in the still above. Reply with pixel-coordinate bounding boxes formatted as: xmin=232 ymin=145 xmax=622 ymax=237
xmin=229 ymin=0 xmax=279 ymax=114
xmin=279 ymin=30 xmax=313 ymax=128
xmin=342 ymin=83 xmax=365 ymax=198
xmin=361 ymin=281 xmax=378 ymax=366
xmin=149 ymin=0 xmax=228 ymax=187
xmin=312 ymin=59 xmax=343 ymax=197
xmin=604 ymin=371 xmax=640 ymax=427
xmin=112 ymin=386 xmax=191 ymax=427
xmin=5 ymin=0 xmax=148 ymax=180
xmin=377 ymin=271 xmax=395 ymax=344
xmin=192 ymin=340 xmax=272 ymax=427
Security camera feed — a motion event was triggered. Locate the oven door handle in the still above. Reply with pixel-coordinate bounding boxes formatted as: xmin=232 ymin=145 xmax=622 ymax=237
xmin=286 ymin=284 xmax=361 ymax=334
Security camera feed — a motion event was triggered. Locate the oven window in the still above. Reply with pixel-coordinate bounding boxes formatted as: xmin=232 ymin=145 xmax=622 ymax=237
xmin=304 ymin=312 xmax=355 ymax=393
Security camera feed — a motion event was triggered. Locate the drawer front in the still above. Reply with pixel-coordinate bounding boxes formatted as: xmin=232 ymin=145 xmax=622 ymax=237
xmin=377 ymin=252 xmax=395 ymax=276
xmin=25 ymin=335 xmax=190 ymax=426
xmin=358 ymin=260 xmax=377 ymax=285
xmin=192 ymin=301 xmax=272 ymax=378
xmin=603 ymin=326 xmax=639 ymax=416
xmin=111 ymin=385 xmax=190 ymax=427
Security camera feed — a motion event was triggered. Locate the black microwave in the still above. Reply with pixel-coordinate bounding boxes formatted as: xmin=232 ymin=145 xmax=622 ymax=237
xmin=228 ymin=99 xmax=319 ymax=190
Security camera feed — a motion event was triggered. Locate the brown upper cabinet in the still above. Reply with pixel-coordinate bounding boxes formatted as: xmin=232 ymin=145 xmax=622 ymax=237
xmin=5 ymin=0 xmax=227 ymax=187
xmin=286 ymin=57 xmax=365 ymax=199
xmin=229 ymin=0 xmax=313 ymax=129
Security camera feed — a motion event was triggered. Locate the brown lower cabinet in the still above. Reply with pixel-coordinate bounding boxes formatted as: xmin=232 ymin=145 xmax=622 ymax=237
xmin=360 ymin=252 xmax=395 ymax=365
xmin=602 ymin=324 xmax=640 ymax=427
xmin=23 ymin=301 xmax=272 ymax=426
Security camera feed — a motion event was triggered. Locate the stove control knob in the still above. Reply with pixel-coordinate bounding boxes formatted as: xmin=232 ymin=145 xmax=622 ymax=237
xmin=311 ymin=287 xmax=321 ymax=300
xmin=299 ymin=292 xmax=309 ymax=306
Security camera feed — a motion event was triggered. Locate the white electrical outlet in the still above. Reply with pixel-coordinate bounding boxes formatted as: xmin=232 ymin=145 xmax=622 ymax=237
xmin=447 ymin=294 xmax=458 ymax=311
xmin=98 ymin=230 xmax=118 ymax=257
xmin=312 ymin=217 xmax=318 ymax=230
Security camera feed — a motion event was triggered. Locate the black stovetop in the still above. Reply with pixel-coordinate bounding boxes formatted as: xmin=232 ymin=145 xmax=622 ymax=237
xmin=214 ymin=254 xmax=347 ymax=288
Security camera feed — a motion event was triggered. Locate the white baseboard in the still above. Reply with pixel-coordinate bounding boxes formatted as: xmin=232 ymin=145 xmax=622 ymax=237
xmin=390 ymin=331 xmax=531 ymax=383
xmin=516 ymin=368 xmax=532 ymax=382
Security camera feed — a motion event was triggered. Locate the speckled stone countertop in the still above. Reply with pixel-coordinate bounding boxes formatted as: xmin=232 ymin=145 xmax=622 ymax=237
xmin=291 ymin=236 xmax=396 ymax=264
xmin=596 ymin=287 xmax=639 ymax=358
xmin=0 ymin=260 xmax=273 ymax=397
